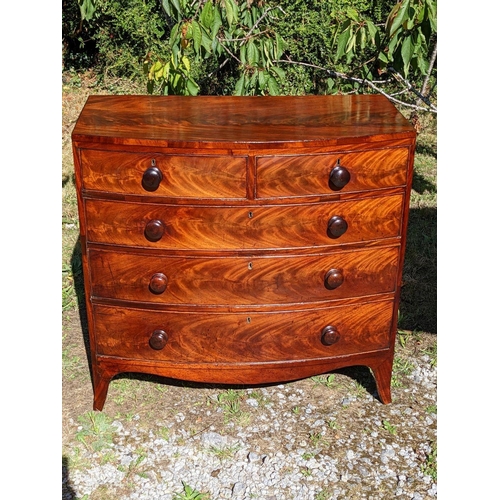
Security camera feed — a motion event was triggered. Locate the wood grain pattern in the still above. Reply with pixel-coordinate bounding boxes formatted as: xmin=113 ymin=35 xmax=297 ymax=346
xmin=72 ymin=95 xmax=415 ymax=149
xmin=85 ymin=195 xmax=403 ymax=250
xmin=81 ymin=149 xmax=247 ymax=199
xmin=257 ymin=147 xmax=409 ymax=198
xmin=89 ymin=246 xmax=399 ymax=305
xmin=93 ymin=300 xmax=393 ymax=362
xmin=72 ymin=95 xmax=416 ymax=410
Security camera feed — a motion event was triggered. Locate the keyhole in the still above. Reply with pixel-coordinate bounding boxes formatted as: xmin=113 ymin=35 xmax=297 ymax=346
xmin=248 ymin=211 xmax=253 ymax=218
xmin=247 ymin=317 xmax=251 ymax=323
xmin=248 ymin=262 xmax=253 ymax=270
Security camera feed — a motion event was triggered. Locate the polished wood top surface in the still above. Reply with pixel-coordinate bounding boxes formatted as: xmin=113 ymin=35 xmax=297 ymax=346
xmin=72 ymin=95 xmax=415 ymax=148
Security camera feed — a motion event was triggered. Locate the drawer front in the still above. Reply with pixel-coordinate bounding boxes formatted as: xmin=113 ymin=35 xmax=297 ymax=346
xmin=257 ymin=148 xmax=408 ymax=198
xmin=85 ymin=195 xmax=403 ymax=249
xmin=80 ymin=150 xmax=247 ymax=199
xmin=89 ymin=246 xmax=399 ymax=305
xmin=93 ymin=300 xmax=393 ymax=362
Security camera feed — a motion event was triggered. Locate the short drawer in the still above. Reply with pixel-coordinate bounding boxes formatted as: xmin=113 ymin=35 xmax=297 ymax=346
xmin=256 ymin=148 xmax=408 ymax=198
xmin=80 ymin=150 xmax=247 ymax=199
xmin=93 ymin=300 xmax=394 ymax=362
xmin=85 ymin=194 xmax=403 ymax=250
xmin=89 ymin=246 xmax=399 ymax=305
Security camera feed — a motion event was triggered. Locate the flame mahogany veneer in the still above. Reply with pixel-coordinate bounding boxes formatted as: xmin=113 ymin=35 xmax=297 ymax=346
xmin=72 ymin=95 xmax=416 ymax=411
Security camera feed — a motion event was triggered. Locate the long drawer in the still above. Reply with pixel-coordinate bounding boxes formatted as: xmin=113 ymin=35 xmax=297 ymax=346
xmin=84 ymin=195 xmax=403 ymax=250
xmin=89 ymin=246 xmax=399 ymax=305
xmin=94 ymin=300 xmax=394 ymax=362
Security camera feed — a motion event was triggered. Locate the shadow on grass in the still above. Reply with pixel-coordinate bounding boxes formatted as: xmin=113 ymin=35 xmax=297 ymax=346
xmin=62 ymin=456 xmax=76 ymax=500
xmin=400 ymin=206 xmax=437 ymax=334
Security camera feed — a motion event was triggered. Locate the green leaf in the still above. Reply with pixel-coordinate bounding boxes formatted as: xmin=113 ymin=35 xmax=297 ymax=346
xmin=234 ymin=74 xmax=246 ymax=96
xmin=388 ymin=0 xmax=410 ymax=36
xmin=212 ymin=4 xmax=222 ymax=38
xmin=258 ymin=70 xmax=268 ymax=89
xmin=247 ymin=41 xmax=258 ymax=65
xmin=267 ymin=76 xmax=279 ymax=96
xmin=201 ymin=32 xmax=213 ymax=54
xmin=162 ymin=0 xmax=172 ymax=17
xmin=78 ymin=0 xmax=96 ymax=21
xmin=191 ymin=20 xmax=202 ymax=53
xmin=346 ymin=7 xmax=359 ymax=21
xmin=401 ymin=35 xmax=414 ymax=75
xmin=240 ymin=44 xmax=246 ymax=65
xmin=378 ymin=51 xmax=389 ymax=63
xmin=426 ymin=0 xmax=437 ymax=32
xmin=186 ymin=78 xmax=199 ymax=96
xmin=169 ymin=22 xmax=180 ymax=48
xmin=181 ymin=55 xmax=191 ymax=72
xmin=346 ymin=27 xmax=357 ymax=54
xmin=224 ymin=0 xmax=235 ymax=26
xmin=366 ymin=19 xmax=378 ymax=45
xmin=275 ymin=33 xmax=285 ymax=60
xmin=270 ymin=66 xmax=285 ymax=80
xmin=335 ymin=27 xmax=351 ymax=61
xmin=199 ymin=0 xmax=214 ymax=29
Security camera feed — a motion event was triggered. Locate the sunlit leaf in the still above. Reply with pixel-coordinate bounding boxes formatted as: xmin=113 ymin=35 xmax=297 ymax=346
xmin=191 ymin=20 xmax=202 ymax=52
xmin=267 ymin=76 xmax=279 ymax=95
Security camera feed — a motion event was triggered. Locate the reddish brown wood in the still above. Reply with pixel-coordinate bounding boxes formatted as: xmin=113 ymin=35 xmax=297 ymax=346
xmin=88 ymin=246 xmax=399 ymax=305
xmin=85 ymin=195 xmax=403 ymax=250
xmin=72 ymin=95 xmax=416 ymax=410
xmin=93 ymin=301 xmax=393 ymax=362
xmin=258 ymin=148 xmax=409 ymax=198
xmin=81 ymin=149 xmax=247 ymax=199
xmin=72 ymin=95 xmax=415 ymax=149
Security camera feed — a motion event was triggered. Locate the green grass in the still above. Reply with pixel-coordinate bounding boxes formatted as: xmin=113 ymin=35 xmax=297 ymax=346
xmin=421 ymin=441 xmax=437 ymax=481
xmin=400 ymin=113 xmax=437 ymax=334
xmin=76 ymin=411 xmax=117 ymax=452
xmin=173 ymin=482 xmax=211 ymax=500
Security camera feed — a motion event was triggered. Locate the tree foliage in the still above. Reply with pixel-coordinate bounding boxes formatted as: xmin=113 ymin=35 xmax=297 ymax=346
xmin=63 ymin=0 xmax=437 ymax=111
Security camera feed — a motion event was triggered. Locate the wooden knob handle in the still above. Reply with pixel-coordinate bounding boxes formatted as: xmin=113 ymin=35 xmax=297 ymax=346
xmin=329 ymin=164 xmax=351 ymax=190
xmin=149 ymin=329 xmax=168 ymax=350
xmin=324 ymin=269 xmax=344 ymax=290
xmin=149 ymin=273 xmax=168 ymax=294
xmin=327 ymin=215 xmax=348 ymax=239
xmin=321 ymin=325 xmax=340 ymax=346
xmin=144 ymin=219 xmax=165 ymax=242
xmin=142 ymin=166 xmax=163 ymax=191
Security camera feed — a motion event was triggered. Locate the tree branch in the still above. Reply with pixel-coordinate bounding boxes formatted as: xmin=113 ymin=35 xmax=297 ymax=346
xmin=419 ymin=41 xmax=437 ymax=103
xmin=275 ymin=59 xmax=437 ymax=113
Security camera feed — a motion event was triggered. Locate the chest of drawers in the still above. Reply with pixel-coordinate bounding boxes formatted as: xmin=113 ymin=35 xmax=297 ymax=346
xmin=72 ymin=95 xmax=416 ymax=411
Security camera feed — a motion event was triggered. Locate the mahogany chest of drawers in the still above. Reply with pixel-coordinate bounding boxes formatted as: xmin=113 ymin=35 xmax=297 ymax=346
xmin=72 ymin=95 xmax=416 ymax=410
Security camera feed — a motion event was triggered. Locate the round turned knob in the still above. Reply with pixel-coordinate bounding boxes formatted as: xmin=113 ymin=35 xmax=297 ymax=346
xmin=149 ymin=329 xmax=168 ymax=350
xmin=321 ymin=325 xmax=340 ymax=346
xmin=149 ymin=273 xmax=168 ymax=294
xmin=324 ymin=268 xmax=344 ymax=290
xmin=142 ymin=166 xmax=163 ymax=191
xmin=329 ymin=164 xmax=351 ymax=190
xmin=144 ymin=219 xmax=165 ymax=242
xmin=327 ymin=215 xmax=348 ymax=239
